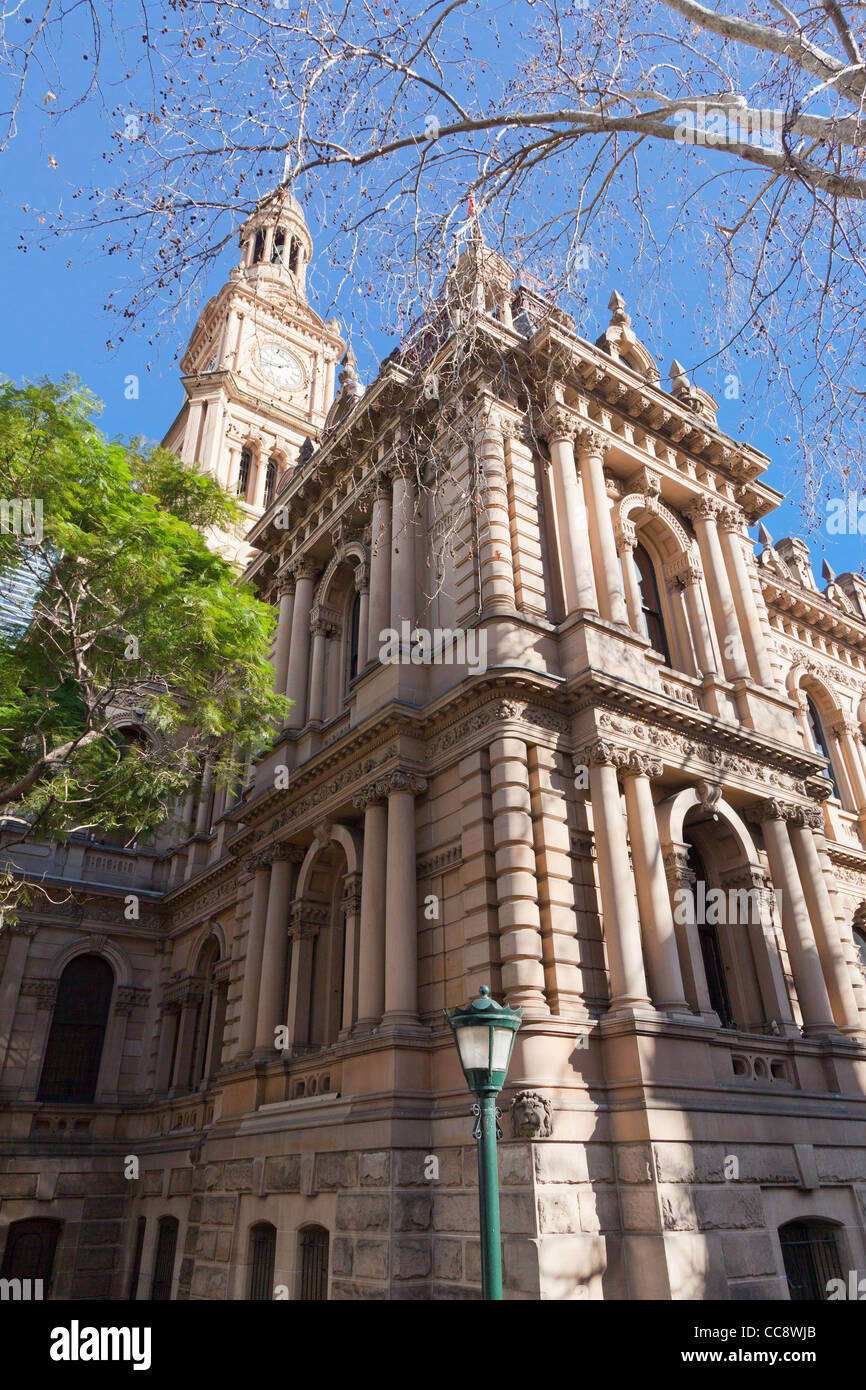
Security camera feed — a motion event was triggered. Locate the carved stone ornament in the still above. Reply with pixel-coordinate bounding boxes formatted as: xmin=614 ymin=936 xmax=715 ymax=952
xmin=510 ymin=1090 xmax=553 ymax=1139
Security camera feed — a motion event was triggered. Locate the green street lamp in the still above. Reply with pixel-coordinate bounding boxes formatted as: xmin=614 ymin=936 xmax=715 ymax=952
xmin=445 ymin=985 xmax=522 ymax=1300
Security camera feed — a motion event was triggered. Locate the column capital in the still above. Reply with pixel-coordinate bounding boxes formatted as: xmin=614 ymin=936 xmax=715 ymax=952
xmin=576 ymin=425 xmax=611 ymax=456
xmin=353 ymin=561 xmax=370 ymax=594
xmin=310 ymin=603 xmax=340 ymax=638
xmin=289 ymin=554 xmax=320 ymax=583
xmin=744 ymin=797 xmax=798 ymax=825
xmin=341 ymin=872 xmax=363 ymax=916
xmin=613 ymin=518 xmax=637 ymax=555
xmin=243 ymin=852 xmax=269 ymax=875
xmin=787 ymin=804 xmax=825 ymax=831
xmin=828 ymin=710 xmax=862 ymax=740
xmin=275 ymin=574 xmax=296 ymax=599
xmin=581 ymin=738 xmax=631 ymax=770
xmin=684 ymin=495 xmax=724 ymax=526
xmin=663 ymin=845 xmax=694 ymax=890
xmin=353 ymin=782 xmax=385 ymax=810
xmin=663 ymin=552 xmax=703 ymax=589
xmin=717 ymin=505 xmax=746 ymax=534
xmin=376 ymin=768 xmax=428 ymax=798
xmin=261 ymin=842 xmax=306 ymax=866
xmin=618 ymin=750 xmax=664 ymax=781
xmin=540 ymin=404 xmax=580 ymax=444
xmin=289 ymin=900 xmax=329 ymax=939
xmin=9 ymin=921 xmax=38 ymax=937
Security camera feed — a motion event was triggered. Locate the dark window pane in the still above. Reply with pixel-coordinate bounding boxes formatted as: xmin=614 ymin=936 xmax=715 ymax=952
xmin=150 ymin=1217 xmax=178 ymax=1301
xmin=38 ymin=955 xmax=114 ymax=1103
xmin=780 ymin=1221 xmax=843 ymax=1301
xmin=248 ymin=1223 xmax=277 ymax=1300
xmin=298 ymin=1226 xmax=329 ymax=1301
xmin=632 ymin=544 xmax=671 ymax=664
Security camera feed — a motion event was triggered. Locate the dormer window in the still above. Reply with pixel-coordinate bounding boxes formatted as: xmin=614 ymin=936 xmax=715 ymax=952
xmin=272 ymin=227 xmax=285 ymax=264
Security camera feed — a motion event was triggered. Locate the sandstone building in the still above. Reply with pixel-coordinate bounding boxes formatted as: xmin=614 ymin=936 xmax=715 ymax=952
xmin=2 ymin=190 xmax=866 ymax=1302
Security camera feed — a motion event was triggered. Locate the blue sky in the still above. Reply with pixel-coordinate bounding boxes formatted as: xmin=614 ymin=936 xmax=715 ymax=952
xmin=0 ymin=4 xmax=862 ymax=580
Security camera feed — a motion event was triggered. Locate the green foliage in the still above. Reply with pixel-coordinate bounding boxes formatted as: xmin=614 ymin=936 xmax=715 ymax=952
xmin=0 ymin=376 xmax=288 ymax=854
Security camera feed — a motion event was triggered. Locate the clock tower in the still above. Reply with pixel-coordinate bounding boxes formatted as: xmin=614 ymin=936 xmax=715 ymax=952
xmin=164 ymin=187 xmax=346 ymax=564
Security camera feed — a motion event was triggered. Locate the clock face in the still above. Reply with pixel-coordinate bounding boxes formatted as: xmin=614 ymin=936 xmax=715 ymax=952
xmin=257 ymin=342 xmax=304 ymax=392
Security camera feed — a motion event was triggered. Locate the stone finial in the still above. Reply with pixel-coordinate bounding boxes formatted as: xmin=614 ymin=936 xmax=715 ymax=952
xmin=298 ymin=436 xmax=314 ymax=466
xmin=669 ymin=358 xmax=691 ymax=397
xmin=608 ymin=290 xmax=630 ymax=327
xmin=758 ymin=522 xmax=773 ymax=548
xmin=822 ymin=558 xmax=836 ymax=584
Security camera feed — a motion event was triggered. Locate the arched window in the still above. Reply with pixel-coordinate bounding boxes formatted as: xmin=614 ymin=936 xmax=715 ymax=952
xmin=288 ymin=236 xmax=300 ymax=276
xmin=189 ymin=940 xmax=224 ymax=1091
xmin=237 ymin=447 xmax=252 ymax=499
xmin=247 ymin=1222 xmax=277 ymax=1300
xmin=804 ymin=698 xmax=841 ymax=800
xmin=253 ymin=229 xmax=266 ymax=264
xmin=263 ymin=458 xmax=278 ymax=509
xmin=298 ymin=1226 xmax=329 ymax=1300
xmin=150 ymin=1216 xmax=178 ymax=1301
xmin=38 ymin=955 xmax=114 ymax=1103
xmin=686 ymin=843 xmax=735 ymax=1029
xmin=853 ymin=925 xmax=866 ymax=979
xmin=632 ymin=544 xmax=671 ymax=663
xmin=0 ymin=1218 xmax=61 ymax=1295
xmin=779 ymin=1219 xmax=843 ymax=1300
xmin=347 ymin=590 xmax=361 ymax=684
xmin=271 ymin=227 xmax=285 ymax=264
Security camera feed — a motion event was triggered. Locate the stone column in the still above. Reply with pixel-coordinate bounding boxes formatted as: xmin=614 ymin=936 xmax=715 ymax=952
xmin=307 ymin=613 xmax=333 ymax=725
xmin=194 ymin=757 xmax=214 ymax=836
xmin=155 ymin=1004 xmax=180 ymax=1093
xmin=490 ymin=737 xmax=549 ymax=1014
xmin=390 ymin=465 xmax=416 ymax=637
xmin=543 ymin=408 xmax=598 ymax=615
xmin=271 ymin=577 xmax=295 ymax=698
xmin=718 ymin=509 xmax=776 ymax=688
xmin=171 ymin=987 xmax=203 ymax=1092
xmin=618 ymin=534 xmax=643 ymax=634
xmin=678 ymin=562 xmax=719 ymax=677
xmin=527 ymin=745 xmax=589 ymax=1018
xmin=285 ymin=558 xmax=317 ymax=729
xmin=96 ymin=987 xmax=136 ymax=1101
xmin=746 ymin=801 xmax=838 ymax=1036
xmin=474 ymin=411 xmax=516 ymax=614
xmin=354 ymin=563 xmax=370 ymax=676
xmin=252 ymin=452 xmax=269 ymax=509
xmin=367 ymin=478 xmax=392 ymax=665
xmin=286 ymin=902 xmax=327 ymax=1050
xmin=829 ymin=713 xmax=866 ymax=812
xmin=0 ymin=922 xmax=36 ymax=1075
xmin=235 ymin=857 xmax=271 ymax=1056
xmin=576 ymin=428 xmax=629 ymax=626
xmin=788 ymin=808 xmax=862 ymax=1033
xmin=620 ymin=755 xmax=690 ymax=1013
xmin=340 ymin=873 xmax=363 ymax=1035
xmin=662 ymin=847 xmax=717 ymax=1019
xmin=685 ymin=498 xmax=750 ymax=681
xmin=585 ymin=740 xmax=652 ymax=1011
xmin=352 ymin=787 xmax=388 ymax=1027
xmin=721 ymin=864 xmax=797 ymax=1033
xmin=254 ymin=847 xmax=297 ymax=1052
xmin=381 ymin=770 xmax=427 ymax=1024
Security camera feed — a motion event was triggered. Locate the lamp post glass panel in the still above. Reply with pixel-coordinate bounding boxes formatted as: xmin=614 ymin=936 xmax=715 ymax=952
xmin=446 ymin=985 xmax=521 ymax=1300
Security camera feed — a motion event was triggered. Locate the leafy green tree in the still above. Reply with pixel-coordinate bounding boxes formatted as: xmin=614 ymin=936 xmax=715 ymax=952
xmin=0 ymin=377 xmax=287 ymax=906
